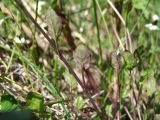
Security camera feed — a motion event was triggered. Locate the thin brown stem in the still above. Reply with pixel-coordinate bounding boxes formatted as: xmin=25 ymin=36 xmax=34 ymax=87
xmin=54 ymin=4 xmax=76 ymax=51
xmin=114 ymin=0 xmax=123 ymax=35
xmin=124 ymin=106 xmax=133 ymax=120
xmin=130 ymin=89 xmax=136 ymax=120
xmin=84 ymin=69 xmax=99 ymax=94
xmin=116 ymin=55 xmax=121 ymax=120
xmin=137 ymin=105 xmax=142 ymax=120
xmin=82 ymin=68 xmax=87 ymax=92
xmin=107 ymin=0 xmax=133 ymax=53
xmin=82 ymin=68 xmax=103 ymax=119
xmin=129 ymin=71 xmax=137 ymax=120
xmin=112 ymin=25 xmax=125 ymax=51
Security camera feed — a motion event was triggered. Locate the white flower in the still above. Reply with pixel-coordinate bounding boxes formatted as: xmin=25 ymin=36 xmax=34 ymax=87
xmin=152 ymin=14 xmax=159 ymax=22
xmin=145 ymin=14 xmax=159 ymax=31
xmin=145 ymin=23 xmax=159 ymax=31
xmin=14 ymin=37 xmax=30 ymax=44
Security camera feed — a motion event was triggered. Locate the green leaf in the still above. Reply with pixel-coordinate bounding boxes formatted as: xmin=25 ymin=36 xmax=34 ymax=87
xmin=134 ymin=45 xmax=144 ymax=60
xmin=122 ymin=50 xmax=137 ymax=70
xmin=51 ymin=0 xmax=58 ymax=10
xmin=105 ymin=104 xmax=112 ymax=117
xmin=0 ymin=94 xmax=19 ymax=111
xmin=124 ymin=0 xmax=133 ymax=14
xmin=73 ymin=96 xmax=85 ymax=109
xmin=0 ymin=109 xmax=39 ymax=120
xmin=26 ymin=92 xmax=44 ymax=113
xmin=139 ymin=71 xmax=148 ymax=86
xmin=143 ymin=78 xmax=156 ymax=96
xmin=92 ymin=115 xmax=101 ymax=120
xmin=142 ymin=69 xmax=156 ymax=96
xmin=132 ymin=0 xmax=146 ymax=9
xmin=63 ymin=70 xmax=77 ymax=89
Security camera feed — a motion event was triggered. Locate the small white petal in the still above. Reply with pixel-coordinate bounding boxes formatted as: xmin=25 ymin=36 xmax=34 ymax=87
xmin=14 ymin=37 xmax=26 ymax=44
xmin=145 ymin=23 xmax=152 ymax=28
xmin=150 ymin=26 xmax=159 ymax=30
xmin=145 ymin=24 xmax=159 ymax=30
xmin=21 ymin=37 xmax=25 ymax=43
xmin=14 ymin=37 xmax=22 ymax=44
xmin=152 ymin=14 xmax=159 ymax=21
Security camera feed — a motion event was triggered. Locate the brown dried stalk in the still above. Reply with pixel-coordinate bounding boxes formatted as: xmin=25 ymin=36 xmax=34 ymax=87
xmin=54 ymin=4 xmax=76 ymax=51
xmin=107 ymin=0 xmax=133 ymax=53
xmin=129 ymin=71 xmax=137 ymax=120
xmin=114 ymin=0 xmax=123 ymax=35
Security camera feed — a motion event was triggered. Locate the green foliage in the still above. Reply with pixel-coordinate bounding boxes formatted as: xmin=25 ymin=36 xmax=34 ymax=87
xmin=63 ymin=70 xmax=77 ymax=89
xmin=134 ymin=45 xmax=145 ymax=61
xmin=138 ymin=70 xmax=148 ymax=86
xmin=0 ymin=94 xmax=19 ymax=111
xmin=0 ymin=0 xmax=160 ymax=119
xmin=26 ymin=92 xmax=44 ymax=114
xmin=105 ymin=104 xmax=112 ymax=118
xmin=73 ymin=96 xmax=85 ymax=109
xmin=122 ymin=50 xmax=137 ymax=70
xmin=0 ymin=110 xmax=39 ymax=120
xmin=132 ymin=0 xmax=147 ymax=9
xmin=0 ymin=93 xmax=44 ymax=119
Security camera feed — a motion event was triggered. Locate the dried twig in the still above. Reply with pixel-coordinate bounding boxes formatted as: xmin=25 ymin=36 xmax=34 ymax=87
xmin=124 ymin=106 xmax=133 ymax=120
xmin=54 ymin=4 xmax=76 ymax=51
xmin=107 ymin=0 xmax=133 ymax=53
xmin=137 ymin=105 xmax=142 ymax=120
xmin=129 ymin=71 xmax=137 ymax=120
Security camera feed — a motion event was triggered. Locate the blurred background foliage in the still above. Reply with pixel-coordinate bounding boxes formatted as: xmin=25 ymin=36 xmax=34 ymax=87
xmin=0 ymin=0 xmax=160 ymax=119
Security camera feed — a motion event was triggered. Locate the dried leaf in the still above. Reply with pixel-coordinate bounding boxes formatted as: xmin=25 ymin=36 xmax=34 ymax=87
xmin=73 ymin=45 xmax=91 ymax=70
xmin=46 ymin=7 xmax=62 ymax=39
